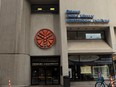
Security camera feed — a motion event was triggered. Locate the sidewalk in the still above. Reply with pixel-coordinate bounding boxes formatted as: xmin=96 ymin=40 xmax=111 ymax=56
xmin=70 ymin=81 xmax=96 ymax=87
xmin=26 ymin=81 xmax=96 ymax=87
xmin=0 ymin=81 xmax=110 ymax=87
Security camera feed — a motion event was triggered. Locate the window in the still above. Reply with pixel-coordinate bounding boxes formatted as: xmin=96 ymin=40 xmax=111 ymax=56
xmin=69 ymin=55 xmax=113 ymax=81
xmin=67 ymin=30 xmax=105 ymax=40
xmin=86 ymin=33 xmax=101 ymax=39
xmin=31 ymin=4 xmax=59 ymax=14
xmin=93 ymin=65 xmax=109 ymax=79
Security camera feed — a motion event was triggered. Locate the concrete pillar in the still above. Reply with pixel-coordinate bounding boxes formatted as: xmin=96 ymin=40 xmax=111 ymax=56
xmin=0 ymin=55 xmax=30 ymax=87
xmin=59 ymin=0 xmax=69 ymax=85
xmin=0 ymin=0 xmax=31 ymax=86
xmin=109 ymin=26 xmax=116 ymax=51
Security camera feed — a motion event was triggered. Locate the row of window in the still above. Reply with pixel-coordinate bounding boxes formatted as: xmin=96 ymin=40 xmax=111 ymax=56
xmin=67 ymin=30 xmax=105 ymax=40
xmin=31 ymin=4 xmax=59 ymax=13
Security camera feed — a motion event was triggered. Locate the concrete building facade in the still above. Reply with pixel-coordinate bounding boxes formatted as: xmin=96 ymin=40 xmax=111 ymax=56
xmin=0 ymin=0 xmax=116 ymax=86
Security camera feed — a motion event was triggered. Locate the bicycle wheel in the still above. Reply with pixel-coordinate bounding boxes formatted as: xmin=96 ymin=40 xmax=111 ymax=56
xmin=95 ymin=82 xmax=105 ymax=87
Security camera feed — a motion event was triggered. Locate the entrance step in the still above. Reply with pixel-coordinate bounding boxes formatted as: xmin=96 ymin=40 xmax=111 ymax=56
xmin=70 ymin=81 xmax=96 ymax=87
xmin=27 ymin=85 xmax=63 ymax=87
xmin=0 ymin=85 xmax=62 ymax=87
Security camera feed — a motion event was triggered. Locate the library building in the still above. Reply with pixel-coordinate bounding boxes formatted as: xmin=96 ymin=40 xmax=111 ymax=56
xmin=0 ymin=0 xmax=116 ymax=87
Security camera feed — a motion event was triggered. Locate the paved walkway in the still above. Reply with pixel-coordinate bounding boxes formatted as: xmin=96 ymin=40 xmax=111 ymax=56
xmin=27 ymin=81 xmax=96 ymax=87
xmin=70 ymin=81 xmax=96 ymax=87
xmin=28 ymin=85 xmax=62 ymax=87
xmin=0 ymin=81 xmax=110 ymax=87
xmin=29 ymin=81 xmax=110 ymax=87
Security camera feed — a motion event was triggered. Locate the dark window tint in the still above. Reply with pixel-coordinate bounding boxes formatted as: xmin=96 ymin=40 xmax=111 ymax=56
xmin=67 ymin=30 xmax=105 ymax=40
xmin=31 ymin=4 xmax=59 ymax=14
xmin=31 ymin=56 xmax=60 ymax=85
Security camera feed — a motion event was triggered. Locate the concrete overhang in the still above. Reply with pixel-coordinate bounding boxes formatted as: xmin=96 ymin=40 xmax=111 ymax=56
xmin=28 ymin=0 xmax=59 ymax=4
xmin=68 ymin=40 xmax=113 ymax=54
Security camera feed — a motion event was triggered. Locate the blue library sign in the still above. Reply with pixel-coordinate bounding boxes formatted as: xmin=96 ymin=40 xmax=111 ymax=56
xmin=66 ymin=10 xmax=109 ymax=23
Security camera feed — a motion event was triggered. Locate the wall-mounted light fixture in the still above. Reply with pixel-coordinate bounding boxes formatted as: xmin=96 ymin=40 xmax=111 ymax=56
xmin=50 ymin=8 xmax=55 ymax=11
xmin=37 ymin=8 xmax=42 ymax=11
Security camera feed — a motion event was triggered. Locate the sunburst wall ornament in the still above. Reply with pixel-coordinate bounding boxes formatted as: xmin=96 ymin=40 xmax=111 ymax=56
xmin=34 ymin=29 xmax=56 ymax=49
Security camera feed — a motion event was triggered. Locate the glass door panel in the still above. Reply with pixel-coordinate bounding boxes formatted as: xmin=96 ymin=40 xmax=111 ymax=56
xmin=32 ymin=68 xmax=39 ymax=84
xmin=31 ymin=57 xmax=60 ymax=85
xmin=38 ymin=67 xmax=45 ymax=85
xmin=46 ymin=67 xmax=53 ymax=84
xmin=52 ymin=66 xmax=59 ymax=84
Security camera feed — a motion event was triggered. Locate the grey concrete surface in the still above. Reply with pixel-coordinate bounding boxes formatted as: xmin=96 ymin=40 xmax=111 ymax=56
xmin=28 ymin=81 xmax=109 ymax=87
xmin=0 ymin=81 xmax=111 ymax=87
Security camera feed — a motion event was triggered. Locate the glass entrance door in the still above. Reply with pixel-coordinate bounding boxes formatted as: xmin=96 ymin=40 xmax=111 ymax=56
xmin=31 ymin=56 xmax=60 ymax=85
xmin=38 ymin=67 xmax=45 ymax=84
xmin=46 ymin=67 xmax=52 ymax=84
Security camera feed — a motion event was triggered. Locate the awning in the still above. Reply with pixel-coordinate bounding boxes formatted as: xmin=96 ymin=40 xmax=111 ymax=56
xmin=68 ymin=40 xmax=113 ymax=54
xmin=69 ymin=55 xmax=112 ymax=65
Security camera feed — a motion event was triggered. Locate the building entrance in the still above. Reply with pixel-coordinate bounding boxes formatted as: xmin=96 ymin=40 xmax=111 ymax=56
xmin=31 ymin=56 xmax=60 ymax=85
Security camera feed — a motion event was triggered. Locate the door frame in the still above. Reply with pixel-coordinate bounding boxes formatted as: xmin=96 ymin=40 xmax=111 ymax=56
xmin=31 ymin=56 xmax=60 ymax=85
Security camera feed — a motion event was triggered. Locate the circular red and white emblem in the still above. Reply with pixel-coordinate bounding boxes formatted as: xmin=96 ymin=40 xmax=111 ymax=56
xmin=34 ymin=29 xmax=56 ymax=49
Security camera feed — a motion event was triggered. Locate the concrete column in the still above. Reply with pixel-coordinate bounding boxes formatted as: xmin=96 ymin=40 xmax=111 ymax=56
xmin=107 ymin=0 xmax=116 ymax=53
xmin=0 ymin=0 xmax=30 ymax=54
xmin=59 ymin=0 xmax=69 ymax=85
xmin=0 ymin=54 xmax=30 ymax=87
xmin=15 ymin=0 xmax=31 ymax=54
xmin=0 ymin=0 xmax=31 ymax=86
xmin=109 ymin=26 xmax=116 ymax=51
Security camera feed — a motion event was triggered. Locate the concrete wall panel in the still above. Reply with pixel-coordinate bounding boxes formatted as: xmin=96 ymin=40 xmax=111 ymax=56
xmin=108 ymin=0 xmax=116 ymax=25
xmin=0 ymin=0 xmax=31 ymax=54
xmin=15 ymin=0 xmax=31 ymax=54
xmin=60 ymin=0 xmax=116 ymax=26
xmin=63 ymin=0 xmax=109 ymax=19
xmin=0 ymin=0 xmax=17 ymax=53
xmin=0 ymin=54 xmax=30 ymax=86
xmin=0 ymin=0 xmax=31 ymax=86
xmin=30 ymin=14 xmax=60 ymax=56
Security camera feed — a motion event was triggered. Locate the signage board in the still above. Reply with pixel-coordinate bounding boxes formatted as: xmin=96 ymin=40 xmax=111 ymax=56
xmin=66 ymin=10 xmax=109 ymax=24
xmin=81 ymin=66 xmax=91 ymax=74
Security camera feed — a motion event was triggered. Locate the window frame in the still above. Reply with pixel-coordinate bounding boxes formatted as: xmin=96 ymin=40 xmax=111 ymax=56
xmin=31 ymin=4 xmax=59 ymax=14
xmin=67 ymin=30 xmax=106 ymax=40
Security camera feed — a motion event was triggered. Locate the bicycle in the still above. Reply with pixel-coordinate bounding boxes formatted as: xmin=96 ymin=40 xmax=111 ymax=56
xmin=95 ymin=81 xmax=109 ymax=87
xmin=95 ymin=76 xmax=116 ymax=87
xmin=95 ymin=77 xmax=109 ymax=87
